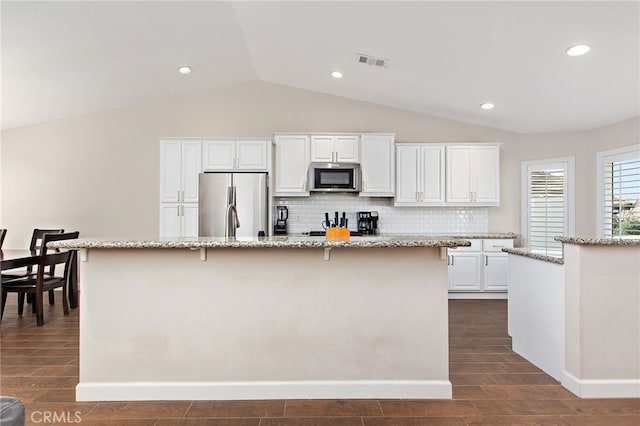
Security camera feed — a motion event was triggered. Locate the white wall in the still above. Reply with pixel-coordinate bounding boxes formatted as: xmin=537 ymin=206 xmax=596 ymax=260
xmin=1 ymin=81 xmax=520 ymax=248
xmin=518 ymin=116 xmax=640 ymax=236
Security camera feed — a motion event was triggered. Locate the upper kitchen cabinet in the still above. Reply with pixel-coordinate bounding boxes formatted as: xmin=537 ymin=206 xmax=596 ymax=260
xmin=395 ymin=144 xmax=445 ymax=206
xmin=160 ymin=139 xmax=202 ymax=203
xmin=310 ymin=135 xmax=359 ymax=163
xmin=446 ymin=144 xmax=500 ymax=205
xmin=273 ymin=134 xmax=310 ymax=196
xmin=359 ymin=134 xmax=395 ymax=197
xmin=202 ymin=139 xmax=269 ymax=171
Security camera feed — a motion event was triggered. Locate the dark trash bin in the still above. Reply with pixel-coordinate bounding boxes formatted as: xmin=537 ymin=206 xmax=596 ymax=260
xmin=0 ymin=396 xmax=25 ymax=426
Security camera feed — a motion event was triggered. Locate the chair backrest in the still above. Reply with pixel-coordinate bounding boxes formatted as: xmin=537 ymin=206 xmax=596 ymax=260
xmin=0 ymin=229 xmax=6 ymax=249
xmin=40 ymin=231 xmax=80 ymax=255
xmin=36 ymin=251 xmax=73 ymax=283
xmin=30 ymin=228 xmax=64 ymax=254
xmin=40 ymin=231 xmax=79 ymax=276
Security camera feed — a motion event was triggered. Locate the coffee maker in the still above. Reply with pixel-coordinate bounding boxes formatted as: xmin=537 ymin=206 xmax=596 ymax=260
xmin=274 ymin=206 xmax=288 ymax=235
xmin=357 ymin=211 xmax=379 ymax=235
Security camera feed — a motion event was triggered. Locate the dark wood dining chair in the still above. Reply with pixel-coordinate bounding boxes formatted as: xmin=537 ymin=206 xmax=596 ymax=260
xmin=1 ymin=250 xmax=73 ymax=326
xmin=16 ymin=231 xmax=79 ymax=315
xmin=0 ymin=229 xmax=6 ymax=249
xmin=1 ymin=228 xmax=64 ymax=306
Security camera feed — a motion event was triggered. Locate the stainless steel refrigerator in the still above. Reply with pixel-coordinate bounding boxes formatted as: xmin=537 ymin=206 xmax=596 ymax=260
xmin=198 ymin=172 xmax=269 ymax=237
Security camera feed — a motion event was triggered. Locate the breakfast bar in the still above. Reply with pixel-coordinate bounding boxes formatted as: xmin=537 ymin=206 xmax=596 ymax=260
xmin=50 ymin=236 xmax=470 ymax=402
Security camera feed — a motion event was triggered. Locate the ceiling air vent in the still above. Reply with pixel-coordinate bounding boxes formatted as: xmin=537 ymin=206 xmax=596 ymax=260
xmin=357 ymin=53 xmax=388 ymax=68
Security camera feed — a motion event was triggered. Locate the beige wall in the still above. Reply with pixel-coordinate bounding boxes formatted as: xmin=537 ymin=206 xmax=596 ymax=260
xmin=518 ymin=116 xmax=640 ymax=236
xmin=1 ymin=81 xmax=520 ymax=248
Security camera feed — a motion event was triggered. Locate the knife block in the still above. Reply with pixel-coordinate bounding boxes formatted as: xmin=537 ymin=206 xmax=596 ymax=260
xmin=325 ymin=227 xmax=350 ymax=241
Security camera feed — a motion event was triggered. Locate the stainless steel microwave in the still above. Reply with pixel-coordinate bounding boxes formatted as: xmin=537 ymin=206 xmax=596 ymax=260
xmin=308 ymin=162 xmax=361 ymax=193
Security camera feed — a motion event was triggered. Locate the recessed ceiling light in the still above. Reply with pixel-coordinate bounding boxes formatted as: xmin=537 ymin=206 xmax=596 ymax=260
xmin=330 ymin=70 xmax=343 ymax=79
xmin=178 ymin=66 xmax=192 ymax=74
xmin=480 ymin=103 xmax=495 ymax=110
xmin=566 ymin=44 xmax=591 ymax=56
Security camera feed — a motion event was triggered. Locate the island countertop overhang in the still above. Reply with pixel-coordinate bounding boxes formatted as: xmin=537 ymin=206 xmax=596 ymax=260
xmin=48 ymin=235 xmax=473 ymax=250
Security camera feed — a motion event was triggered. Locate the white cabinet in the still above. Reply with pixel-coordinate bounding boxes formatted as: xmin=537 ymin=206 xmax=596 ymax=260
xmin=160 ymin=140 xmax=202 ymax=203
xmin=448 ymin=240 xmax=483 ymax=291
xmin=310 ymin=135 xmax=359 ymax=163
xmin=394 ymin=144 xmax=445 ymax=206
xmin=160 ymin=203 xmax=198 ymax=238
xmin=481 ymin=239 xmax=512 ymax=291
xmin=359 ymin=134 xmax=395 ymax=197
xmin=448 ymin=238 xmax=514 ymax=294
xmin=446 ymin=144 xmax=500 ymax=205
xmin=273 ymin=134 xmax=310 ymax=196
xmin=159 ymin=140 xmax=201 ymax=238
xmin=202 ymin=139 xmax=269 ymax=171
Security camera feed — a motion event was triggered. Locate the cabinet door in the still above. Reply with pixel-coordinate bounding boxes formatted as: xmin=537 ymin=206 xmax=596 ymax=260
xmin=159 ymin=204 xmax=182 ymax=237
xmin=420 ymin=145 xmax=445 ymax=203
xmin=181 ymin=141 xmax=202 ymax=203
xmin=310 ymin=135 xmax=334 ymax=162
xmin=394 ymin=145 xmax=420 ymax=204
xmin=472 ymin=145 xmax=500 ymax=204
xmin=483 ymin=254 xmax=509 ymax=291
xmin=182 ymin=203 xmax=199 ymax=238
xmin=236 ymin=140 xmax=268 ymax=170
xmin=274 ymin=135 xmax=310 ymax=196
xmin=360 ymin=134 xmax=394 ymax=196
xmin=335 ymin=135 xmax=360 ymax=162
xmin=160 ymin=140 xmax=182 ymax=203
xmin=446 ymin=146 xmax=472 ymax=203
xmin=202 ymin=140 xmax=235 ymax=171
xmin=448 ymin=253 xmax=482 ymax=291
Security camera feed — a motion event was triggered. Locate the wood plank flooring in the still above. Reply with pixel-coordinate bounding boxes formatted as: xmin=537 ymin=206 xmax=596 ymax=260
xmin=1 ymin=295 xmax=639 ymax=425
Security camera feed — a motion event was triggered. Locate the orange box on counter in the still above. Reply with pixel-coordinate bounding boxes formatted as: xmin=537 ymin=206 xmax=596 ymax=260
xmin=325 ymin=227 xmax=350 ymax=241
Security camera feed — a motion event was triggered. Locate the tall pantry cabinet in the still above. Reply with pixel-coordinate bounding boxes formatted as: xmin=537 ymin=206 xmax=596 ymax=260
xmin=159 ymin=140 xmax=201 ymax=237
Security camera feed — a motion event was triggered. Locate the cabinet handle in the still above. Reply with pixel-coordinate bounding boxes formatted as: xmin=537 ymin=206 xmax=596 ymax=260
xmin=181 ymin=191 xmax=185 ymax=202
xmin=177 ymin=190 xmax=181 ymax=202
xmin=451 ymin=256 xmax=454 ymax=266
xmin=485 ymin=255 xmax=488 ymax=266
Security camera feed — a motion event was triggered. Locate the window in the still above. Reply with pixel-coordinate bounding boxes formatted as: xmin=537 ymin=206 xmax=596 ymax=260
xmin=521 ymin=158 xmax=575 ymax=256
xmin=597 ymin=145 xmax=640 ymax=237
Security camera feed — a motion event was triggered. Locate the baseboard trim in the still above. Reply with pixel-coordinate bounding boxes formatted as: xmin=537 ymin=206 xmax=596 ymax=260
xmin=561 ymin=371 xmax=640 ymax=398
xmin=76 ymin=380 xmax=453 ymax=401
xmin=448 ymin=292 xmax=507 ymax=299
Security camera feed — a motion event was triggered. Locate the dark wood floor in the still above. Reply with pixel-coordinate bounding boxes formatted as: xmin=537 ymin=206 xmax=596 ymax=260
xmin=1 ymin=294 xmax=639 ymax=425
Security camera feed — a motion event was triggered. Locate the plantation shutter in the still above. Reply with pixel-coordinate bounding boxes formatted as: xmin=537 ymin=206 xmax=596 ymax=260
xmin=527 ymin=165 xmax=566 ymax=255
xmin=603 ymin=157 xmax=640 ymax=237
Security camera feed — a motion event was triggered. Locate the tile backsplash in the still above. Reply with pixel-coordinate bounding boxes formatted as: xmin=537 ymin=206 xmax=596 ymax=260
xmin=275 ymin=193 xmax=488 ymax=234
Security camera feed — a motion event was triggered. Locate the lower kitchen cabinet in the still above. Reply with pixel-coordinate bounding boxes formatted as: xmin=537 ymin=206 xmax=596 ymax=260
xmin=448 ymin=238 xmax=514 ymax=295
xmin=160 ymin=203 xmax=198 ymax=238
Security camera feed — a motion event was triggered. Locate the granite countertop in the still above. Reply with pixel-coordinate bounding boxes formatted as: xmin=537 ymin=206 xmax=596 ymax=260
xmin=48 ymin=236 xmax=473 ymax=250
xmin=502 ymin=247 xmax=564 ymax=265
xmin=555 ymin=236 xmax=640 ymax=246
xmin=446 ymin=232 xmax=517 ymax=239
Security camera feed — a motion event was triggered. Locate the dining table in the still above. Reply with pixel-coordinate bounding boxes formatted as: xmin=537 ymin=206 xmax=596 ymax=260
xmin=1 ymin=249 xmax=79 ymax=309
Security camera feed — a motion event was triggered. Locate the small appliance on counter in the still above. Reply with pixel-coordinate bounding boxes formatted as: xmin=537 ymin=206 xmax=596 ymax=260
xmin=357 ymin=211 xmax=379 ymax=235
xmin=274 ymin=206 xmax=289 ymax=235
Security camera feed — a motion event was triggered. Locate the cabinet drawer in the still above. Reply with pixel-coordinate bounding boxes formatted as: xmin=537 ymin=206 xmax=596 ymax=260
xmin=482 ymin=239 xmax=514 ymax=252
xmin=450 ymin=239 xmax=482 ymax=252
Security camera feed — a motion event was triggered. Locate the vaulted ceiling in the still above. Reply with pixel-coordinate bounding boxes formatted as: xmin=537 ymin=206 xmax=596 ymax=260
xmin=2 ymin=1 xmax=639 ymax=133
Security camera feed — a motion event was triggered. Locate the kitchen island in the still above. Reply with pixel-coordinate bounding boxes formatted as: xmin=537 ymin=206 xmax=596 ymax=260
xmin=504 ymin=237 xmax=640 ymax=398
xmin=50 ymin=236 xmax=470 ymax=401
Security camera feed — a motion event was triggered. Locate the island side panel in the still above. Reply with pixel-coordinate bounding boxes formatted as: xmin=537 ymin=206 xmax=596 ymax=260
xmin=563 ymin=244 xmax=640 ymax=398
xmin=78 ymin=246 xmax=450 ymax=400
